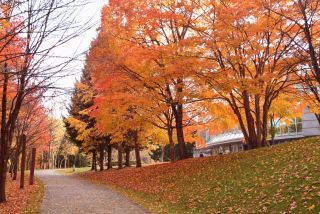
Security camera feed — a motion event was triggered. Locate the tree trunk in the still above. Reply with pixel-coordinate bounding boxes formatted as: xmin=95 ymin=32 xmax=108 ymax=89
xmin=168 ymin=127 xmax=175 ymax=162
xmin=160 ymin=146 xmax=164 ymax=162
xmin=59 ymin=159 xmax=64 ymax=168
xmin=316 ymin=114 xmax=320 ymax=126
xmin=261 ymin=101 xmax=270 ymax=147
xmin=99 ymin=145 xmax=104 ymax=171
xmin=107 ymin=144 xmax=112 ymax=170
xmin=167 ymin=82 xmax=186 ymax=160
xmin=91 ymin=150 xmax=97 ymax=171
xmin=243 ymin=91 xmax=258 ymax=149
xmin=175 ymin=104 xmax=186 ymax=159
xmin=41 ymin=152 xmax=44 ymax=169
xmin=20 ymin=135 xmax=26 ymax=189
xmin=0 ymin=158 xmax=7 ymax=202
xmin=255 ymin=95 xmax=262 ymax=148
xmin=134 ymin=142 xmax=142 ymax=168
xmin=29 ymin=148 xmax=36 ymax=185
xmin=0 ymin=65 xmax=9 ymax=202
xmin=13 ymin=138 xmax=22 ymax=181
xmin=118 ymin=142 xmax=123 ymax=169
xmin=125 ymin=147 xmax=130 ymax=167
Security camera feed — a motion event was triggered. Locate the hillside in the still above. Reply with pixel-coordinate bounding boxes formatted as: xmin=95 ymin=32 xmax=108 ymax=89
xmin=79 ymin=138 xmax=320 ymax=213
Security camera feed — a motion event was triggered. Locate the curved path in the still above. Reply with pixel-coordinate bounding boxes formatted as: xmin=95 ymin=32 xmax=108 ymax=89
xmin=36 ymin=170 xmax=147 ymax=214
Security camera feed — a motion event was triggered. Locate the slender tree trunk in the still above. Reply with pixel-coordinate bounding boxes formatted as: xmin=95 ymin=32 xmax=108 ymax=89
xmin=261 ymin=101 xmax=270 ymax=147
xmin=91 ymin=150 xmax=97 ymax=171
xmin=160 ymin=146 xmax=164 ymax=162
xmin=134 ymin=141 xmax=142 ymax=168
xmin=29 ymin=148 xmax=36 ymax=185
xmin=255 ymin=95 xmax=262 ymax=148
xmin=13 ymin=139 xmax=22 ymax=180
xmin=0 ymin=66 xmax=9 ymax=202
xmin=168 ymin=127 xmax=175 ymax=162
xmin=59 ymin=159 xmax=64 ymax=168
xmin=125 ymin=147 xmax=130 ymax=167
xmin=20 ymin=135 xmax=26 ymax=189
xmin=118 ymin=142 xmax=123 ymax=169
xmin=41 ymin=152 xmax=44 ymax=169
xmin=167 ymin=83 xmax=186 ymax=160
xmin=243 ymin=91 xmax=258 ymax=149
xmin=315 ymin=114 xmax=320 ymax=126
xmin=99 ymin=145 xmax=104 ymax=171
xmin=229 ymin=95 xmax=250 ymax=149
xmin=53 ymin=154 xmax=55 ymax=169
xmin=107 ymin=144 xmax=112 ymax=170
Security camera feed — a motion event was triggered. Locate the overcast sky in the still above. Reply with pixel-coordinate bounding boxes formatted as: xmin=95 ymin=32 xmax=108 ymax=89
xmin=47 ymin=0 xmax=107 ymax=118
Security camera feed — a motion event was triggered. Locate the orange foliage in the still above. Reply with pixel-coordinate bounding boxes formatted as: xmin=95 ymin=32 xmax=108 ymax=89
xmin=0 ymin=174 xmax=41 ymax=214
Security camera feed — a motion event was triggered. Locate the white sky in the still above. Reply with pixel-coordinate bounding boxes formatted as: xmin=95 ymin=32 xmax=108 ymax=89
xmin=46 ymin=0 xmax=107 ymax=118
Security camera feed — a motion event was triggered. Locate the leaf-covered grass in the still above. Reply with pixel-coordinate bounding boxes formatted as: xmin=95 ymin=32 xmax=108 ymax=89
xmin=0 ymin=175 xmax=44 ymax=214
xmin=23 ymin=178 xmax=44 ymax=214
xmin=78 ymin=137 xmax=320 ymax=213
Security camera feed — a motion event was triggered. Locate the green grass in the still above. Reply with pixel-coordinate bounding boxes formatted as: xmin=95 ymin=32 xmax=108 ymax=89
xmin=56 ymin=167 xmax=91 ymax=175
xmin=78 ymin=137 xmax=320 ymax=213
xmin=23 ymin=178 xmax=45 ymax=214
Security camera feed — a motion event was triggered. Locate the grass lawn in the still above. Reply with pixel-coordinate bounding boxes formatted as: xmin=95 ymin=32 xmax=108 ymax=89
xmin=78 ymin=137 xmax=320 ymax=213
xmin=0 ymin=175 xmax=44 ymax=214
xmin=56 ymin=167 xmax=91 ymax=176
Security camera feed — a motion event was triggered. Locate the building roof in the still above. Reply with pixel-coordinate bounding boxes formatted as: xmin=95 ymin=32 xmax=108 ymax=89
xmin=206 ymin=130 xmax=244 ymax=147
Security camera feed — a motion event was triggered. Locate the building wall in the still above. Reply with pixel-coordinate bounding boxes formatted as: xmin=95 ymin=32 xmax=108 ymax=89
xmin=302 ymin=108 xmax=320 ymax=136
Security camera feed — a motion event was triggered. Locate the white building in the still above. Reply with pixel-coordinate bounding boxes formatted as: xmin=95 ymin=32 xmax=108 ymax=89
xmin=194 ymin=108 xmax=320 ymax=157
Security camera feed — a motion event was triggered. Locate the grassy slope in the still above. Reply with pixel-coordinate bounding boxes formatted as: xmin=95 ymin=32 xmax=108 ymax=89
xmin=79 ymin=137 xmax=320 ymax=213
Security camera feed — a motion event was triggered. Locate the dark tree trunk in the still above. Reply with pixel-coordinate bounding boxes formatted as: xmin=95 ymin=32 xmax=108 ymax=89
xmin=0 ymin=158 xmax=7 ymax=203
xmin=0 ymin=67 xmax=9 ymax=202
xmin=243 ymin=91 xmax=258 ymax=149
xmin=175 ymin=104 xmax=187 ymax=159
xmin=13 ymin=138 xmax=22 ymax=180
xmin=118 ymin=142 xmax=123 ymax=169
xmin=261 ymin=101 xmax=270 ymax=147
xmin=29 ymin=148 xmax=36 ymax=185
xmin=134 ymin=142 xmax=142 ymax=168
xmin=20 ymin=135 xmax=26 ymax=189
xmin=315 ymin=114 xmax=320 ymax=126
xmin=107 ymin=144 xmax=112 ymax=170
xmin=168 ymin=127 xmax=175 ymax=162
xmin=91 ymin=150 xmax=97 ymax=171
xmin=160 ymin=146 xmax=164 ymax=162
xmin=125 ymin=147 xmax=130 ymax=167
xmin=255 ymin=95 xmax=262 ymax=148
xmin=99 ymin=145 xmax=104 ymax=171
xmin=167 ymin=83 xmax=186 ymax=160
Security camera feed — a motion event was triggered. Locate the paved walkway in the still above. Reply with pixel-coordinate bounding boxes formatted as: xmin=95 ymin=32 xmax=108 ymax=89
xmin=36 ymin=170 xmax=147 ymax=214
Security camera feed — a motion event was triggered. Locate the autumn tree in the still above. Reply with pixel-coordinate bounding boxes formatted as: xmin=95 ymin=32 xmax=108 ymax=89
xmin=10 ymin=93 xmax=52 ymax=180
xmin=89 ymin=0 xmax=207 ymax=160
xmin=270 ymin=0 xmax=320 ymax=124
xmin=64 ymin=67 xmax=99 ymax=170
xmin=197 ymin=0 xmax=301 ymax=149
